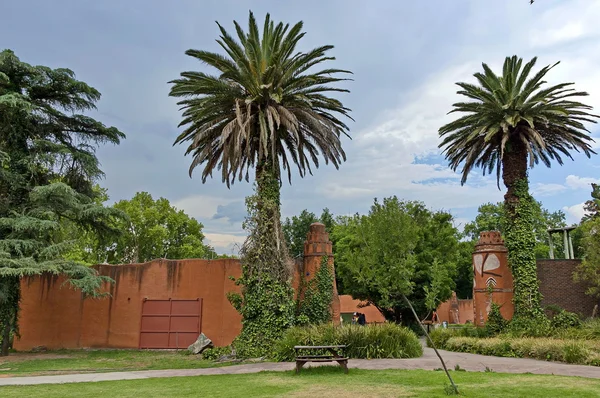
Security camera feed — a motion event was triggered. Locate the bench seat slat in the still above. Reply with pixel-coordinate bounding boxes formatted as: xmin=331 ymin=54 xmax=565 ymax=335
xmin=296 ymin=358 xmax=348 ymax=363
xmin=294 ymin=345 xmax=346 ymax=350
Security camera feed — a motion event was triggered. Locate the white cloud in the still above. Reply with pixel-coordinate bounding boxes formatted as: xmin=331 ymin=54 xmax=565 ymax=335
xmin=565 ymin=175 xmax=600 ymax=190
xmin=528 ymin=1 xmax=600 ymax=49
xmin=203 ymin=233 xmax=246 ymax=255
xmin=173 ymin=195 xmax=237 ymax=220
xmin=562 ymin=202 xmax=588 ymax=224
xmin=532 ymin=183 xmax=567 ymax=197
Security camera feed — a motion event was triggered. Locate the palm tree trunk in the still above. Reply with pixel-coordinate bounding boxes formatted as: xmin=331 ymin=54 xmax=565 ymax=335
xmin=501 ymin=138 xmax=543 ymax=320
xmin=255 ymin=161 xmax=290 ymax=281
xmin=502 ymin=139 xmax=528 ymax=214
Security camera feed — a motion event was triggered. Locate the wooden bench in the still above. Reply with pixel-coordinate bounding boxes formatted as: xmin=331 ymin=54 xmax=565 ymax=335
xmin=294 ymin=345 xmax=348 ymax=373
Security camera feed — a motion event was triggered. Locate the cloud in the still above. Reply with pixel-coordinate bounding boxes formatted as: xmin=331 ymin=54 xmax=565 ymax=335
xmin=173 ymin=195 xmax=237 ymax=220
xmin=212 ymin=201 xmax=246 ymax=224
xmin=562 ymin=202 xmax=587 ymax=224
xmin=532 ymin=183 xmax=568 ymax=197
xmin=203 ymin=233 xmax=246 ymax=255
xmin=565 ymin=175 xmax=600 ymax=190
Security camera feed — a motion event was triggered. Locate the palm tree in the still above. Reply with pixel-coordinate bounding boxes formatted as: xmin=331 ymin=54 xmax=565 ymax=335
xmin=439 ymin=56 xmax=598 ymax=319
xmin=169 ymin=12 xmax=351 ymax=265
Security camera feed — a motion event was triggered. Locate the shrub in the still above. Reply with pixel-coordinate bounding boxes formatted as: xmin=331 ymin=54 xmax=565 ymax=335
xmin=200 ymin=346 xmax=233 ymax=361
xmin=485 ymin=303 xmax=508 ymax=336
xmin=506 ymin=316 xmax=552 ymax=337
xmin=272 ymin=323 xmax=422 ymax=361
xmin=550 ymin=310 xmax=582 ymax=329
xmin=441 ymin=336 xmax=599 ymax=366
xmin=558 ymin=319 xmax=600 ymax=340
xmin=428 ymin=325 xmax=488 ymax=349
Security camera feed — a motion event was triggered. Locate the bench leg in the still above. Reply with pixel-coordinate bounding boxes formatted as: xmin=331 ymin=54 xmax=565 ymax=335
xmin=296 ymin=361 xmax=305 ymax=374
xmin=337 ymin=359 xmax=348 ymax=374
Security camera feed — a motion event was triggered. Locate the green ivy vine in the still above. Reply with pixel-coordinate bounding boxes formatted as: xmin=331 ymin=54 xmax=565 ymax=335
xmin=503 ymin=178 xmax=545 ymax=322
xmin=227 ymin=168 xmax=295 ymax=358
xmin=295 ymin=255 xmax=334 ymax=325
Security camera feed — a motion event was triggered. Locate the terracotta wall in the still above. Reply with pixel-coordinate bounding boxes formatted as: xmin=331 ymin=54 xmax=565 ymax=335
xmin=14 ymin=259 xmax=242 ymax=350
xmin=15 ymin=223 xmax=372 ymax=351
xmin=436 ymin=299 xmax=474 ymax=324
xmin=339 ymin=296 xmax=386 ymax=323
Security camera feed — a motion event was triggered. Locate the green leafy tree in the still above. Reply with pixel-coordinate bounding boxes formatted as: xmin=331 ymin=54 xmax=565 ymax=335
xmin=0 ymin=50 xmax=125 ymax=355
xmin=107 ymin=192 xmax=215 ymax=264
xmin=282 ymin=208 xmax=336 ymax=258
xmin=169 ymin=13 xmax=352 ymax=355
xmin=282 ymin=210 xmax=319 ymax=258
xmin=583 ymin=183 xmax=600 ymax=220
xmin=455 ymin=241 xmax=475 ymax=299
xmin=574 ymin=216 xmax=600 ymax=298
xmin=575 ymin=184 xmax=600 ymax=297
xmin=439 ymin=55 xmax=597 ymax=321
xmin=464 ymin=201 xmax=567 ymax=258
xmin=333 ymin=197 xmax=459 ymax=323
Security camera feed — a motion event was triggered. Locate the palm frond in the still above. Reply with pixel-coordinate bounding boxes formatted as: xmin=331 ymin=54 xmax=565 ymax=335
xmin=170 ymin=12 xmax=351 ymax=186
xmin=439 ymin=55 xmax=598 ymax=186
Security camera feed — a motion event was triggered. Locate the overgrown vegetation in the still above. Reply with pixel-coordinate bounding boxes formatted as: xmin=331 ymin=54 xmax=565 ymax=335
xmin=272 ymin=323 xmax=422 ymax=361
xmin=227 ymin=187 xmax=295 ymax=359
xmin=574 ymin=184 xmax=600 ymax=297
xmin=295 ymin=256 xmax=334 ymax=326
xmin=429 ymin=319 xmax=600 ymax=366
xmin=504 ymin=179 xmax=547 ymax=322
xmin=440 ymin=337 xmax=600 ymax=366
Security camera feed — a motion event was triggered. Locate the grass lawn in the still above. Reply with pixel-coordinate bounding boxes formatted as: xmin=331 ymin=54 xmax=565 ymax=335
xmin=0 ymin=349 xmax=226 ymax=377
xmin=1 ymin=367 xmax=600 ymax=397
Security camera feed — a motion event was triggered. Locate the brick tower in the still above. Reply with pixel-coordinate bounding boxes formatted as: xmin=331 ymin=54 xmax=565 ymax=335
xmin=473 ymin=231 xmax=514 ymax=326
xmin=302 ymin=223 xmax=341 ymax=325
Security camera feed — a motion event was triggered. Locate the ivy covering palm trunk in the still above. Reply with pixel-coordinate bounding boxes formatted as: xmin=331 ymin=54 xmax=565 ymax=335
xmin=169 ymin=12 xmax=352 ymax=356
xmin=439 ymin=56 xmax=598 ymax=321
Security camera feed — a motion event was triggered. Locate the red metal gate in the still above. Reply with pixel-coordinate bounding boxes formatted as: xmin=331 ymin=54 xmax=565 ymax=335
xmin=139 ymin=298 xmax=202 ymax=349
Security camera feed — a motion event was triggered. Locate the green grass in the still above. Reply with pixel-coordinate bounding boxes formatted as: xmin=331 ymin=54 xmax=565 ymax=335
xmin=1 ymin=368 xmax=600 ymax=397
xmin=0 ymin=349 xmax=226 ymax=376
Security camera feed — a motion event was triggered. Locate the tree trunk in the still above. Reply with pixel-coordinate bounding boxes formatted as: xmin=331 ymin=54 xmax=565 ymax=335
xmin=253 ymin=161 xmax=291 ymax=281
xmin=0 ymin=320 xmax=10 ymax=357
xmin=501 ymin=137 xmax=543 ymax=320
xmin=402 ymin=294 xmax=459 ymax=395
xmin=501 ymin=138 xmax=528 ymax=215
xmin=0 ymin=277 xmax=20 ymax=357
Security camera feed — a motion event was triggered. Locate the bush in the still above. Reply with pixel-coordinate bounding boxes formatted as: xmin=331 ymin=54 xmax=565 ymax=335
xmin=506 ymin=316 xmax=552 ymax=337
xmin=272 ymin=323 xmax=422 ymax=361
xmin=485 ymin=303 xmax=508 ymax=336
xmin=558 ymin=319 xmax=600 ymax=340
xmin=550 ymin=310 xmax=582 ymax=329
xmin=427 ymin=325 xmax=488 ymax=348
xmin=200 ymin=346 xmax=233 ymax=361
xmin=441 ymin=336 xmax=599 ymax=366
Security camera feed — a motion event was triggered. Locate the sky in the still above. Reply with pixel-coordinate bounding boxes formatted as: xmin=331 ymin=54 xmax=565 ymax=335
xmin=3 ymin=0 xmax=600 ymax=254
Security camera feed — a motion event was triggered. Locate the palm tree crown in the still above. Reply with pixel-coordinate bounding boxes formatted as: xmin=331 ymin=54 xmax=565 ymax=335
xmin=439 ymin=56 xmax=598 ymax=186
xmin=169 ymin=12 xmax=352 ymax=187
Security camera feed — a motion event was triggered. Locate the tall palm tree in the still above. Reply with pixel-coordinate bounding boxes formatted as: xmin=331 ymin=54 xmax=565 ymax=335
xmin=439 ymin=56 xmax=598 ymax=319
xmin=169 ymin=12 xmax=352 ymax=268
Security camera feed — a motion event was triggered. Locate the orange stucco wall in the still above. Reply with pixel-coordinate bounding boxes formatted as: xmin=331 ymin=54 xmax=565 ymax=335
xmin=436 ymin=299 xmax=474 ymax=324
xmin=339 ymin=296 xmax=386 ymax=323
xmin=14 ymin=224 xmax=388 ymax=351
xmin=14 ymin=259 xmax=243 ymax=350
